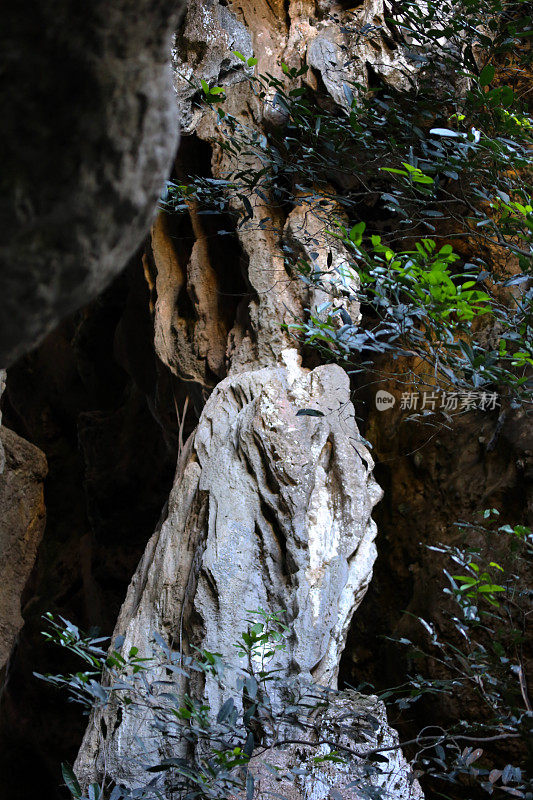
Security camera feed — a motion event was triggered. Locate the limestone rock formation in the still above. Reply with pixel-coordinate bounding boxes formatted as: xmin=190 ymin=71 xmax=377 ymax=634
xmin=0 ymin=0 xmax=185 ymax=367
xmin=0 ymin=367 xmax=47 ymax=673
xmin=246 ymin=692 xmax=423 ymax=800
xmin=0 ymin=371 xmax=6 ymax=475
xmin=149 ymin=210 xmax=239 ymax=386
xmin=75 ymin=352 xmax=388 ymax=792
xmin=163 ymin=0 xmax=422 ymax=377
xmin=72 ymin=2 xmax=427 ymax=795
xmin=0 ymin=0 xmax=528 ymax=796
xmin=0 ymin=426 xmax=47 ymax=672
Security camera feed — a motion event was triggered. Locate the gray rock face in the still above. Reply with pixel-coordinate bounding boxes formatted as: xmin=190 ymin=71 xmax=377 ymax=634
xmin=306 ymin=0 xmax=416 ymax=109
xmin=75 ymin=352 xmax=384 ymax=790
xmin=192 ymin=350 xmax=382 ymax=692
xmin=283 ymin=202 xmax=362 ymax=330
xmin=173 ymin=0 xmax=253 ymax=134
xmin=0 ymin=0 xmax=185 ymax=367
xmin=247 ymin=692 xmax=423 ymax=800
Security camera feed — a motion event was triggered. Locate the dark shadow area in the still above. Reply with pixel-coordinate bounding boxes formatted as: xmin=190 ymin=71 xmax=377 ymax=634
xmin=339 ymin=376 xmax=532 ymax=798
xmin=0 ymin=253 xmax=194 ymax=799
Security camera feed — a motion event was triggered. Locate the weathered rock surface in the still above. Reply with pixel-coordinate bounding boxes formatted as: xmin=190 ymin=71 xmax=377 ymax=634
xmin=161 ymin=0 xmax=422 ymax=378
xmin=0 ymin=371 xmax=6 ymax=475
xmin=0 ymin=366 xmax=48 ymax=674
xmin=71 ymin=3 xmax=428 ymax=796
xmin=0 ymin=427 xmax=47 ymax=672
xmin=150 ymin=209 xmax=241 ymax=386
xmin=0 ymin=0 xmax=525 ymax=797
xmin=284 ymin=201 xmax=362 ymax=328
xmin=0 ymin=0 xmax=185 ymax=367
xmin=247 ymin=692 xmax=422 ymax=800
xmin=173 ymin=0 xmax=416 ymax=132
xmin=75 ymin=352 xmax=388 ymax=791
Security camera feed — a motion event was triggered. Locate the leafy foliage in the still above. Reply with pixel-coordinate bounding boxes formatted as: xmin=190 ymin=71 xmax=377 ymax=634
xmin=382 ymin=513 xmax=533 ymax=798
xmin=164 ymin=0 xmax=532 ymax=403
xmin=37 ymin=611 xmax=412 ymax=800
xmin=38 ymin=532 xmax=532 ymax=800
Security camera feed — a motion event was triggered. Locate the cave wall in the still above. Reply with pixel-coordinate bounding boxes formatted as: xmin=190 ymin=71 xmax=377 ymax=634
xmin=0 ymin=0 xmax=185 ymax=367
xmin=0 ymin=418 xmax=47 ymax=674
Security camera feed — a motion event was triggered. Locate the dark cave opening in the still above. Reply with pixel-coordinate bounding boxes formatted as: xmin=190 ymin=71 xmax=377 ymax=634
xmin=0 ymin=253 xmax=191 ymax=800
xmin=172 ymin=133 xmax=252 ymax=319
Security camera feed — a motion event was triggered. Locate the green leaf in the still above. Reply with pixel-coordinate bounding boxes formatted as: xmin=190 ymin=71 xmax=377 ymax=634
xmin=500 ymin=85 xmax=514 ymax=107
xmin=479 ymin=64 xmax=495 ymax=87
xmin=246 ymin=772 xmax=255 ymax=800
xmin=217 ymin=697 xmax=235 ymax=723
xmin=453 ymin=575 xmax=478 ymax=585
xmin=429 ymin=128 xmax=462 ymax=137
xmin=61 ymin=763 xmax=81 ymax=798
xmin=412 ymin=174 xmax=434 ymax=184
xmin=88 ymin=785 xmax=101 ymax=800
xmin=349 ymin=221 xmax=366 ymax=245
xmin=296 ymin=408 xmax=325 ymax=417
xmin=478 ymin=584 xmax=505 ymax=593
xmin=232 ymin=50 xmax=247 ymax=62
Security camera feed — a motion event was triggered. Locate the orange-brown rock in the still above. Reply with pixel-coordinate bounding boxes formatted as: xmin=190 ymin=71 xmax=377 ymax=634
xmin=0 ymin=427 xmax=47 ymax=672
